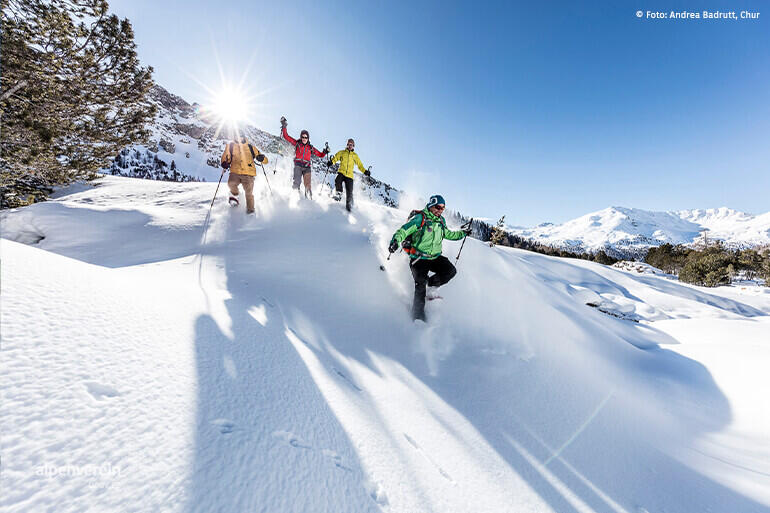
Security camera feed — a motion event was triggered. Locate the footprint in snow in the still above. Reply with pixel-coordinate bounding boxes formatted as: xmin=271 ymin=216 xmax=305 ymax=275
xmin=272 ymin=432 xmax=352 ymax=472
xmin=322 ymin=449 xmax=352 ymax=472
xmin=84 ymin=382 xmax=120 ymax=400
xmin=211 ymin=418 xmax=236 ymax=435
xmin=364 ymin=479 xmax=389 ymax=506
xmin=272 ymin=430 xmax=311 ymax=450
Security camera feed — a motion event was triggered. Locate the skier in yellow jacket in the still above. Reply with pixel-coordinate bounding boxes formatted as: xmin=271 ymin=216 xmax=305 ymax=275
xmin=327 ymin=138 xmax=370 ymax=211
xmin=220 ymin=136 xmax=268 ymax=214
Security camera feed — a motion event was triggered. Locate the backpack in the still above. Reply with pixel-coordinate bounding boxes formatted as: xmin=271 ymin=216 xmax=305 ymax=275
xmin=402 ymin=209 xmax=446 ymax=255
xmin=228 ymin=142 xmax=258 ymax=168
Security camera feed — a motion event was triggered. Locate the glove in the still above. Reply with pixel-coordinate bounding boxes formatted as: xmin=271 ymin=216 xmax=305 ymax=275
xmin=364 ymin=169 xmax=371 ymax=177
xmin=462 ymin=227 xmax=472 ymax=236
xmin=256 ymin=154 xmax=265 ymax=163
xmin=388 ymin=240 xmax=399 ymax=254
xmin=326 ymin=160 xmax=333 ymax=168
xmin=221 ymin=161 xmax=230 ymax=170
xmin=280 ymin=116 xmax=287 ymax=128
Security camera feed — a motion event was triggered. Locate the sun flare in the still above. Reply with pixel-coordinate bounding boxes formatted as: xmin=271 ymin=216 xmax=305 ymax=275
xmin=183 ymin=45 xmax=274 ymax=140
xmin=210 ymin=87 xmax=249 ymax=124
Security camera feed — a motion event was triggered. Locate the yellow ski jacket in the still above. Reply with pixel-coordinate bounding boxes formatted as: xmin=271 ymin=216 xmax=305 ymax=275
xmin=330 ymin=149 xmax=366 ymax=179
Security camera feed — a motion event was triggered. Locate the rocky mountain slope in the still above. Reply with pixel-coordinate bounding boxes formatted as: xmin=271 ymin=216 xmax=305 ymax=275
xmin=106 ymin=85 xmax=401 ymax=207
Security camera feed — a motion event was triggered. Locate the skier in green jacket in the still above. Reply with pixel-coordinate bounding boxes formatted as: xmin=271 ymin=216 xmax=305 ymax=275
xmin=389 ymin=195 xmax=471 ymax=321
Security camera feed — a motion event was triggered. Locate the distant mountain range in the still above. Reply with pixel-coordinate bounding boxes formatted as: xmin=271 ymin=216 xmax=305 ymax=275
xmin=508 ymin=206 xmax=770 ymax=259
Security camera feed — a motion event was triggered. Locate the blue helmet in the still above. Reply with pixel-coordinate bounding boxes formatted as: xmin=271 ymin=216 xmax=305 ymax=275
xmin=426 ymin=195 xmax=446 ymax=209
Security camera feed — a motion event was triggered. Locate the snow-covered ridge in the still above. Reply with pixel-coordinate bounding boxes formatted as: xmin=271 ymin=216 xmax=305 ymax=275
xmin=508 ymin=205 xmax=770 ymax=259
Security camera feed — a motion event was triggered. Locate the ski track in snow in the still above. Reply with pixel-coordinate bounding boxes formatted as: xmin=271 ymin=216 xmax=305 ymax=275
xmin=2 ymin=175 xmax=770 ymax=512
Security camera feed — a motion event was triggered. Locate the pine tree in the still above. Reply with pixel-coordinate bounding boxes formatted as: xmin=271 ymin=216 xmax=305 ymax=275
xmin=679 ymin=245 xmax=734 ymax=287
xmin=736 ymin=249 xmax=763 ymax=281
xmin=488 ymin=215 xmax=506 ymax=247
xmin=0 ymin=0 xmax=156 ymax=207
xmin=593 ymin=250 xmax=617 ymax=265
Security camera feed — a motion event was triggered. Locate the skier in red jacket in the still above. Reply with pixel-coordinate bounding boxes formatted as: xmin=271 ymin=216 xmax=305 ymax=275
xmin=281 ymin=117 xmax=327 ymax=199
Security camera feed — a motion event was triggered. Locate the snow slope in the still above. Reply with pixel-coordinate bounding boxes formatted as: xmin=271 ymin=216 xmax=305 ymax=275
xmin=509 ymin=206 xmax=770 ymax=259
xmin=2 ymin=175 xmax=770 ymax=512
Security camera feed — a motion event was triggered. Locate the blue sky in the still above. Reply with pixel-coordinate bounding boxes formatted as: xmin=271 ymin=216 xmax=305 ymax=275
xmin=111 ymin=0 xmax=769 ymax=225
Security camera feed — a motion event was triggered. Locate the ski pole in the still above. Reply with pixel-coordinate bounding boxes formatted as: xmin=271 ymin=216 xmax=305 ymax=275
xmin=209 ymin=169 xmax=226 ymax=211
xmin=380 ymin=246 xmax=405 ymax=271
xmin=320 ymin=142 xmax=332 ymax=195
xmin=455 ymin=218 xmax=473 ymax=264
xmin=379 ymin=252 xmax=392 ymax=271
xmin=321 ymin=163 xmax=332 ymax=195
xmin=455 ymin=237 xmax=467 ymax=264
xmin=202 ymin=169 xmax=226 ymax=244
xmin=258 ymin=163 xmax=273 ymax=196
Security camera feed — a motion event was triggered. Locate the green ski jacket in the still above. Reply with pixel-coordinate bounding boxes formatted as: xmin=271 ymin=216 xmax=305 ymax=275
xmin=391 ymin=209 xmax=465 ymax=260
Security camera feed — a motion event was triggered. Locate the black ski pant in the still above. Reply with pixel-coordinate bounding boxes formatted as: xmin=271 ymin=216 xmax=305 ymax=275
xmin=334 ymin=173 xmax=354 ymax=211
xmin=410 ymin=255 xmax=456 ymax=320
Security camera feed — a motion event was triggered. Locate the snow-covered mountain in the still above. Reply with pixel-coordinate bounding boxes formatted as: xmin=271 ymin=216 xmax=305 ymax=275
xmin=2 ymin=175 xmax=769 ymax=512
xmin=509 ymin=206 xmax=770 ymax=259
xmin=107 ymin=85 xmax=403 ymax=207
xmin=678 ymin=207 xmax=770 ymax=245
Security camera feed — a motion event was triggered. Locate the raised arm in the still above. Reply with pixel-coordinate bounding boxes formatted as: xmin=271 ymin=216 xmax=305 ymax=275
xmin=281 ymin=126 xmax=296 ymax=145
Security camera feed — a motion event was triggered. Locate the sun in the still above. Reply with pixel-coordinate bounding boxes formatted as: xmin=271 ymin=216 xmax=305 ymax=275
xmin=180 ymin=44 xmax=274 ymax=140
xmin=210 ymin=86 xmax=250 ymax=124
xmin=178 ymin=41 xmax=276 ymax=140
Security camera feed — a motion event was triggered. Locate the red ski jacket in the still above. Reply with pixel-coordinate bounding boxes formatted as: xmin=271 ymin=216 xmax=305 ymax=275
xmin=282 ymin=127 xmax=326 ymax=167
